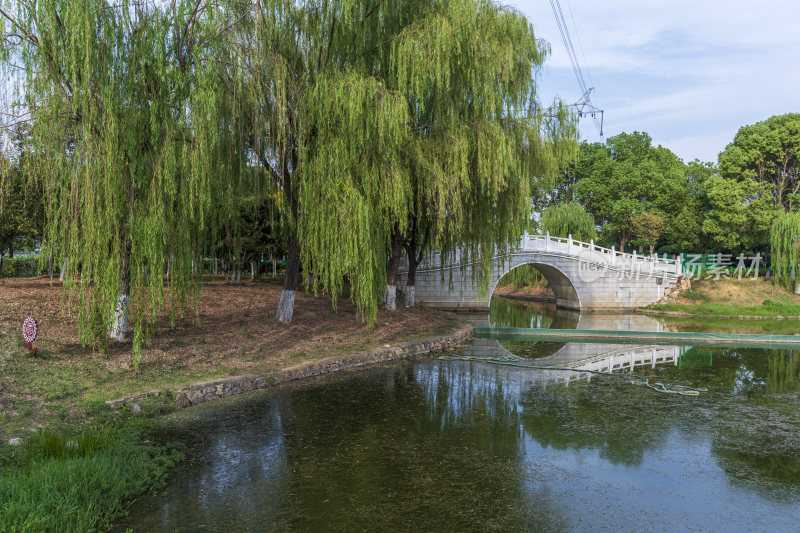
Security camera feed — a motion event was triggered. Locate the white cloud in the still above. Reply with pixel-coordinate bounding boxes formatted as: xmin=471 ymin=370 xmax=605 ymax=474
xmin=509 ymin=0 xmax=800 ymax=162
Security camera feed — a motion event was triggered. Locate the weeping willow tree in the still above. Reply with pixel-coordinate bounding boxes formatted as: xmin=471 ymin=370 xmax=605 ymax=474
xmin=0 ymin=1 xmax=238 ymax=362
xmin=219 ymin=0 xmax=577 ymax=320
xmin=770 ymin=211 xmax=800 ymax=293
xmin=388 ymin=1 xmax=579 ymax=307
xmin=204 ymin=0 xmax=415 ymax=324
xmin=540 ymin=202 xmax=596 ymax=242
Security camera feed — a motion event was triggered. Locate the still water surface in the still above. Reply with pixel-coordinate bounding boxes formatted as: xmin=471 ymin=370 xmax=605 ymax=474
xmin=118 ymin=298 xmax=800 ymax=532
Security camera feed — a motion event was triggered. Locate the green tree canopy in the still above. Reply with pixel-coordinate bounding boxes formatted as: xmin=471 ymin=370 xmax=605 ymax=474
xmin=540 ymin=202 xmax=595 ymax=242
xmin=220 ymin=0 xmax=577 ymax=316
xmin=0 ymin=153 xmax=36 ymax=260
xmin=630 ymin=211 xmax=665 ymax=255
xmin=573 ymin=132 xmax=685 ymax=252
xmin=388 ymin=0 xmax=578 ymax=307
xmin=719 ymin=113 xmax=800 ymax=212
xmin=770 ymin=211 xmax=800 ymax=292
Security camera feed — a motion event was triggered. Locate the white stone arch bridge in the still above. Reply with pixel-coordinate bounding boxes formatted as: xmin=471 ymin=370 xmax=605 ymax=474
xmin=397 ymin=233 xmax=683 ymax=311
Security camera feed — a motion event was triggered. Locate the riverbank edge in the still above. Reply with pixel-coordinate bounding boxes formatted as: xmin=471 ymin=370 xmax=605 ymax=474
xmin=496 ymin=293 xmax=800 ymax=320
xmin=106 ymin=323 xmax=475 ymax=410
xmin=637 ymin=309 xmax=800 ymax=320
xmin=494 ymin=293 xmax=556 ymax=304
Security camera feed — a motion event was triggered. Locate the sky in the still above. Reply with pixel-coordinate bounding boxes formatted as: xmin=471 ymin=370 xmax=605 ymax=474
xmin=509 ymin=0 xmax=800 ymax=163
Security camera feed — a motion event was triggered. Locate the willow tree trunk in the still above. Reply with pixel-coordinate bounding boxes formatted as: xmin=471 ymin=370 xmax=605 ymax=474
xmin=48 ymin=256 xmax=53 ymax=278
xmin=271 ymin=254 xmax=277 ymax=277
xmin=110 ymin=245 xmax=131 ymax=342
xmin=251 ymin=260 xmax=258 ymax=279
xmin=404 ymin=243 xmax=420 ymax=308
xmin=276 ymin=232 xmax=300 ymax=324
xmin=384 ymin=227 xmax=405 ymax=311
xmin=59 ymin=257 xmax=67 ymax=283
xmin=276 ymin=152 xmax=301 ymax=324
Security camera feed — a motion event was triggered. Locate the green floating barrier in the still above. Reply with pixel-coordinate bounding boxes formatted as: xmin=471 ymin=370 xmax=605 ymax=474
xmin=474 ymin=327 xmax=800 ymax=349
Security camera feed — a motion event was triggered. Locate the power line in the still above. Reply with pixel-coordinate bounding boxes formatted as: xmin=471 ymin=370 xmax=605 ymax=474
xmin=548 ymin=0 xmax=603 ymax=136
xmin=550 ymin=0 xmax=587 ymax=94
xmin=564 ymin=0 xmax=596 ymax=98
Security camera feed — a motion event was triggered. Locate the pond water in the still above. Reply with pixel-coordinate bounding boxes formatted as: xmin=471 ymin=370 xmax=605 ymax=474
xmin=117 ymin=298 xmax=800 ymax=532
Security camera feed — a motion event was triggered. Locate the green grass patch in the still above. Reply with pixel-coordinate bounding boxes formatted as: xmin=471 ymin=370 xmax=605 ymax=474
xmin=647 ymin=299 xmax=800 ymax=317
xmin=679 ymin=289 xmax=710 ymax=303
xmin=0 ymin=423 xmax=183 ymax=533
xmin=659 ymin=315 xmax=800 ymax=335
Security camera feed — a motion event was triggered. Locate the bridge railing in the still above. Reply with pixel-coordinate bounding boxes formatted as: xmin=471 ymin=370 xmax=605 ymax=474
xmin=409 ymin=232 xmax=682 ymax=276
xmin=521 ymin=232 xmax=681 ymax=275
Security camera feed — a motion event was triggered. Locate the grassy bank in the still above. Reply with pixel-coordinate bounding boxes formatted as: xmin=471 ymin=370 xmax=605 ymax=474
xmin=1 ymin=420 xmax=183 ymax=532
xmin=646 ymin=278 xmax=800 ymax=317
xmin=0 ymin=276 xmax=459 ymax=531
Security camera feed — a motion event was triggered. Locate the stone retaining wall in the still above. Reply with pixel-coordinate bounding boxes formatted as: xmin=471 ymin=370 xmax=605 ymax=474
xmin=106 ymin=324 xmax=474 ymax=410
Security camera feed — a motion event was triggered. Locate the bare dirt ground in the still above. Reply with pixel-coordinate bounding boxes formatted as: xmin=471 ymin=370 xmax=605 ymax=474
xmin=492 ymin=283 xmax=555 ymax=300
xmin=0 ymin=276 xmax=459 ymax=437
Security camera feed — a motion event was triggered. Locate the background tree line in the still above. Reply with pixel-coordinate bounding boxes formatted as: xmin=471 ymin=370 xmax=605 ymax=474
xmin=536 ymin=113 xmax=800 ymax=259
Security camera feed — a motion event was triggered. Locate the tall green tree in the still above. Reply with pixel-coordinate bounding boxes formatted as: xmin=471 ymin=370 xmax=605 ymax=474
xmin=0 ymin=154 xmax=27 ymax=260
xmin=222 ymin=0 xmax=577 ymax=318
xmin=719 ymin=113 xmax=800 ymax=212
xmin=213 ymin=0 xmax=412 ymax=323
xmin=630 ymin=211 xmax=665 ymax=255
xmin=658 ymin=160 xmax=710 ymax=253
xmin=573 ymin=132 xmax=685 ymax=252
xmin=387 ymin=2 xmax=578 ymax=308
xmin=1 ymin=1 xmax=236 ymax=362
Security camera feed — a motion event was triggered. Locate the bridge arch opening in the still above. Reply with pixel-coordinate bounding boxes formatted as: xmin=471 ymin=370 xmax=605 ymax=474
xmin=490 ymin=262 xmax=582 ymax=311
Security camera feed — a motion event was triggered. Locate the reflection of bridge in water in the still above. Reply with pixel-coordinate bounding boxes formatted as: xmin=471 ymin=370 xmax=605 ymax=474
xmin=447 ymin=305 xmax=684 ymax=387
xmin=454 ymin=339 xmax=682 ymax=387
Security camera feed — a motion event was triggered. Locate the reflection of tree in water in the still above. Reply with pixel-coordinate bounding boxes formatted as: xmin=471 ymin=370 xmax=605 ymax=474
xmin=491 ymin=297 xmax=578 ymax=358
xmin=273 ymin=363 xmax=567 ymax=532
xmin=709 ymin=349 xmax=800 ymax=499
xmin=767 ymin=350 xmax=800 ymax=393
xmin=489 ymin=297 xmax=578 ymax=329
xmin=520 ymin=376 xmax=676 ymax=466
xmin=519 ymin=348 xmax=800 ymax=499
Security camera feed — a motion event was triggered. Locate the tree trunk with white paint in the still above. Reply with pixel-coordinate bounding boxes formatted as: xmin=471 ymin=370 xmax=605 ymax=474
xmin=404 ymin=286 xmax=415 ymax=307
xmin=276 ymin=233 xmax=300 ymax=324
xmin=403 ymin=225 xmax=428 ymax=308
xmin=109 ymin=294 xmax=130 ymax=342
xmin=59 ymin=257 xmax=67 ymax=283
xmin=384 ymin=226 xmax=404 ymax=311
xmin=251 ymin=260 xmax=257 ymax=279
xmin=109 ymin=247 xmax=131 ymax=341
